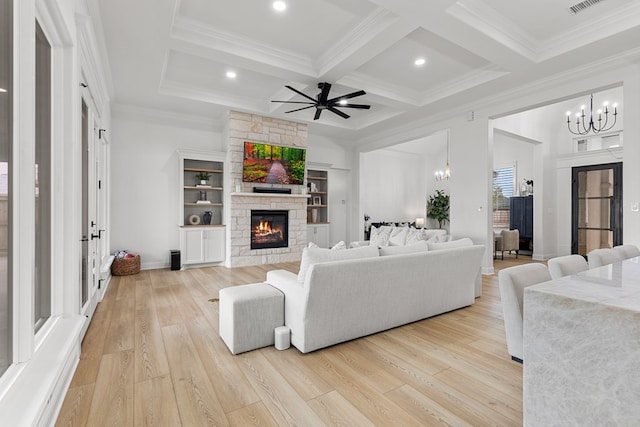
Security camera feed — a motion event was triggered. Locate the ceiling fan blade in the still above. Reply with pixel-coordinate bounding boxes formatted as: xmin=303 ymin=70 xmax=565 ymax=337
xmin=327 ymin=90 xmax=366 ymax=104
xmin=334 ymin=103 xmax=371 ymax=109
xmin=284 ymin=105 xmax=315 ymax=114
xmin=314 ymin=108 xmax=322 ymax=120
xmin=271 ymin=100 xmax=316 ymax=105
xmin=328 ymin=106 xmax=350 ymax=119
xmin=285 ymin=85 xmax=317 ymax=103
xmin=318 ymin=82 xmax=332 ymax=104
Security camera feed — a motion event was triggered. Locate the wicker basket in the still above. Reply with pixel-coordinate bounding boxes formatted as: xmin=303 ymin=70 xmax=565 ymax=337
xmin=111 ymin=255 xmax=141 ymax=276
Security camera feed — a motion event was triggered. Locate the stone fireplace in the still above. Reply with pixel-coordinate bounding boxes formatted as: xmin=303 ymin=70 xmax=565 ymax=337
xmin=226 ymin=111 xmax=309 ymax=267
xmin=250 ymin=210 xmax=288 ymax=250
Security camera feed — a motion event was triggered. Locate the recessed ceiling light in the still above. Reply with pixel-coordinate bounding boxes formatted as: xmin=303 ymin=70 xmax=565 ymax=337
xmin=226 ymin=71 xmax=237 ymax=79
xmin=273 ymin=1 xmax=286 ymax=12
xmin=414 ymin=58 xmax=426 ymax=66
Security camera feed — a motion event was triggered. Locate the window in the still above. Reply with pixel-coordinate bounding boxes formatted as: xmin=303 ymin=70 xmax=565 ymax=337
xmin=0 ymin=0 xmax=12 ymax=376
xmin=493 ymin=166 xmax=514 ymax=228
xmin=34 ymin=21 xmax=51 ymax=332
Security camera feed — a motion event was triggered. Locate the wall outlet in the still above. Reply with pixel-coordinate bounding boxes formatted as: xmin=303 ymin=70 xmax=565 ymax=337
xmin=632 ymin=202 xmax=639 ymax=212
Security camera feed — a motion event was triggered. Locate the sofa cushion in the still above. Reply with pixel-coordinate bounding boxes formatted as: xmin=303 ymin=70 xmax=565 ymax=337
xmin=297 ymin=245 xmax=380 ymax=283
xmin=405 ymin=228 xmax=425 ymax=245
xmin=424 ymin=229 xmax=448 ymax=242
xmin=331 ymin=240 xmax=347 ymax=250
xmin=388 ymin=227 xmax=409 ymax=246
xmin=369 ymin=225 xmax=392 ymax=247
xmin=379 ymin=240 xmax=428 ymax=256
xmin=427 ymin=237 xmax=474 ymax=251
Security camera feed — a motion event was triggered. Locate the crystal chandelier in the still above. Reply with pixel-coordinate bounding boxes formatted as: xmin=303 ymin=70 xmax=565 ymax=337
xmin=566 ymin=94 xmax=618 ymax=135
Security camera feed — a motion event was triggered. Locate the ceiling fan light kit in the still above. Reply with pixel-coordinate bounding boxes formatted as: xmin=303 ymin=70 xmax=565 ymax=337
xmin=271 ymin=82 xmax=370 ymax=120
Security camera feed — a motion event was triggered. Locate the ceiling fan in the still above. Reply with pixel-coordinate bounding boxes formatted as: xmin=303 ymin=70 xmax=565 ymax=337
xmin=271 ymin=82 xmax=370 ymax=120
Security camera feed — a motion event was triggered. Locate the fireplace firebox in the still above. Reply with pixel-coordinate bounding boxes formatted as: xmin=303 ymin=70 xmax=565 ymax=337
xmin=250 ymin=210 xmax=289 ymax=250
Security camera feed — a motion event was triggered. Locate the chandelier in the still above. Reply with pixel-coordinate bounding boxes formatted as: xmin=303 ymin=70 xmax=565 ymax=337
xmin=566 ymin=94 xmax=618 ymax=135
xmin=435 ymin=138 xmax=450 ymax=181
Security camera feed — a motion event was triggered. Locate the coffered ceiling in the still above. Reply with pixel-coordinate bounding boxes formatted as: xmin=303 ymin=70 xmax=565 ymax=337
xmin=92 ymin=0 xmax=640 ymax=143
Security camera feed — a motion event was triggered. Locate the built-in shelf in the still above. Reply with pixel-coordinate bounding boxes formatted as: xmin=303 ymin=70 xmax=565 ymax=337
xmin=231 ymin=192 xmax=310 ymax=199
xmin=184 ymin=186 xmax=223 ymax=191
xmin=180 ymin=224 xmax=226 ymax=228
xmin=184 ymin=167 xmax=223 ymax=174
xmin=184 ymin=203 xmax=224 ymax=207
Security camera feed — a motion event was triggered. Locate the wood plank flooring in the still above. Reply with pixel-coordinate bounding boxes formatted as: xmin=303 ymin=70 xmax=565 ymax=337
xmin=56 ymin=257 xmax=532 ymax=426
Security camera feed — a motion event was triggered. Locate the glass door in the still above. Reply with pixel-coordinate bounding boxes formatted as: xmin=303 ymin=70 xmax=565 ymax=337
xmin=571 ymin=162 xmax=622 ymax=256
xmin=80 ymin=97 xmax=99 ymax=330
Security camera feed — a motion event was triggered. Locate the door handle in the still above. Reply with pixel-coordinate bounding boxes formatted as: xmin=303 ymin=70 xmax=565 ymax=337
xmin=91 ymin=229 xmax=104 ymax=240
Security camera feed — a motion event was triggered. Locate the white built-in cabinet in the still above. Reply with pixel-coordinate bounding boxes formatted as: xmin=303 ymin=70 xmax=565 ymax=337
xmin=307 ymin=167 xmax=330 ymax=247
xmin=182 ymin=227 xmax=225 ymax=264
xmin=177 ymin=150 xmax=226 ymax=267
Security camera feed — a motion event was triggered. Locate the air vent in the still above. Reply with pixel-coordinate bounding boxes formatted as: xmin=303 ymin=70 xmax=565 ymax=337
xmin=569 ymin=0 xmax=604 ymax=14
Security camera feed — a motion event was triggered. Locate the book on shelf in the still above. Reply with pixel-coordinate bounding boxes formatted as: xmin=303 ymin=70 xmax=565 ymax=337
xmin=196 ymin=200 xmax=212 ymax=204
xmin=195 ymin=184 xmax=212 ymax=188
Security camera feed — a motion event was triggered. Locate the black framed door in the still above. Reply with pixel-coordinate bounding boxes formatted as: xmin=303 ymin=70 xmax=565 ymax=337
xmin=571 ymin=162 xmax=622 ymax=256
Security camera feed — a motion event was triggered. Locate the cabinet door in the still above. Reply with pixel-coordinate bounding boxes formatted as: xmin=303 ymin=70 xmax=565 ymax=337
xmin=307 ymin=225 xmax=329 ymax=248
xmin=204 ymin=228 xmax=225 ymax=262
xmin=183 ymin=229 xmax=205 ymax=264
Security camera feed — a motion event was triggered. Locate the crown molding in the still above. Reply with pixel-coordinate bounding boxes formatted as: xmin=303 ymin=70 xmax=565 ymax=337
xmin=538 ymin=2 xmax=640 ymax=61
xmin=171 ymin=16 xmax=317 ymax=77
xmin=447 ymin=0 xmax=539 ymax=62
xmin=316 ymin=8 xmax=407 ymax=76
xmin=418 ymin=65 xmax=509 ymax=106
xmin=158 ymin=79 xmax=266 ymax=113
xmin=112 ymin=103 xmax=222 ymax=131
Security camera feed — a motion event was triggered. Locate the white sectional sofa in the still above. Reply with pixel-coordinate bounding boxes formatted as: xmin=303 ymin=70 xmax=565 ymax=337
xmin=266 ymin=243 xmax=485 ymax=353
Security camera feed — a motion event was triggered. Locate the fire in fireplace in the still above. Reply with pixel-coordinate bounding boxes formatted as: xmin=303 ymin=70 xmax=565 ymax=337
xmin=251 ymin=210 xmax=289 ymax=250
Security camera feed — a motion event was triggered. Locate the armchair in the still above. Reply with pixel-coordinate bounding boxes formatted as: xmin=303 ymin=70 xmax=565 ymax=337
xmin=497 ymin=229 xmax=519 ymax=260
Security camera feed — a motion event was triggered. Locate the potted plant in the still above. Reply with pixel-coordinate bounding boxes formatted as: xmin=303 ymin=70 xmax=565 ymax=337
xmin=427 ymin=189 xmax=450 ymax=229
xmin=196 ymin=171 xmax=210 ymax=185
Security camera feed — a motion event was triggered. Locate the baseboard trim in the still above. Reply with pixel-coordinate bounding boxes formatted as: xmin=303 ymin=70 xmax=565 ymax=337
xmin=0 ymin=315 xmax=85 ymax=426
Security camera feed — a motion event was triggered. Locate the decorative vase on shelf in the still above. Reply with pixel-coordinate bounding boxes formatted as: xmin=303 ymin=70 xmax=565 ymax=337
xmin=203 ymin=211 xmax=212 ymax=225
xmin=311 ymin=208 xmax=318 ymax=223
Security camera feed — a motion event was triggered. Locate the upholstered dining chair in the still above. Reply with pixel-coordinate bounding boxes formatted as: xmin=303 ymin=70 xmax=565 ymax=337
xmin=498 ymin=263 xmax=551 ymax=363
xmin=547 ymin=255 xmax=589 ymax=280
xmin=613 ymin=244 xmax=640 ymax=260
xmin=498 ymin=229 xmax=520 ymax=260
xmin=587 ymin=248 xmax=623 ymax=269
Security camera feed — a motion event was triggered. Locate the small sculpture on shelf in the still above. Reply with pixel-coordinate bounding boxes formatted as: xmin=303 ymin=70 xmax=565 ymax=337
xmin=203 ymin=211 xmax=212 ymax=225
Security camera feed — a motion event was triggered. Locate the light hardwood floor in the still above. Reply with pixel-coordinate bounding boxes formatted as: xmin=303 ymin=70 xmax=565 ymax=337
xmin=56 ymin=256 xmax=532 ymax=426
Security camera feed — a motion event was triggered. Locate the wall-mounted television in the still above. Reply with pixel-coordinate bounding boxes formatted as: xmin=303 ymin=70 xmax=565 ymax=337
xmin=242 ymin=141 xmax=306 ymax=185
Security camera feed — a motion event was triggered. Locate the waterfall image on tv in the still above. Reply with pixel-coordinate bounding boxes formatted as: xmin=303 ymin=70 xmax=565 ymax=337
xmin=242 ymin=142 xmax=306 ymax=185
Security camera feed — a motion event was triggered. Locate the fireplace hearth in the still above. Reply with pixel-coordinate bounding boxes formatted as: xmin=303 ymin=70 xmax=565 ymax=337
xmin=251 ymin=210 xmax=289 ymax=250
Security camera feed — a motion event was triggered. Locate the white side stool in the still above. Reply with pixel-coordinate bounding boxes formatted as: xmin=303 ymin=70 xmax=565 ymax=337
xmin=274 ymin=326 xmax=290 ymax=350
xmin=219 ymin=283 xmax=284 ymax=355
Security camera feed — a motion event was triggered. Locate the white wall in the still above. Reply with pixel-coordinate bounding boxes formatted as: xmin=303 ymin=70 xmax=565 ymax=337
xmin=110 ymin=117 xmax=222 ymax=269
xmin=493 ymin=132 xmax=535 ymax=191
xmin=360 ymin=149 xmax=428 ymax=223
xmin=110 ymin=118 xmax=355 ymax=268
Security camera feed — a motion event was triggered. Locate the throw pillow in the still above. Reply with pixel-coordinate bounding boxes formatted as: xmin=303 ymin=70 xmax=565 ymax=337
xmin=308 ymin=241 xmax=319 ymax=248
xmin=297 ymin=245 xmax=380 ymax=283
xmin=388 ymin=227 xmax=409 ymax=246
xmin=406 ymin=228 xmax=426 ymax=245
xmin=427 ymin=237 xmax=474 ymax=251
xmin=379 ymin=240 xmax=428 ymax=256
xmin=331 ymin=240 xmax=347 ymax=250
xmin=424 ymin=229 xmax=448 ymax=242
xmin=369 ymin=225 xmax=391 ymax=247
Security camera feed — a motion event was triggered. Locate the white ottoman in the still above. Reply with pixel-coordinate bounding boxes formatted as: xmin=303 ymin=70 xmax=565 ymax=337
xmin=219 ymin=283 xmax=284 ymax=355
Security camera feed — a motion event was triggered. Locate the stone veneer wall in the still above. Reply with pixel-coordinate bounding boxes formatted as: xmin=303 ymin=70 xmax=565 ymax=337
xmin=226 ymin=111 xmax=309 ymax=267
